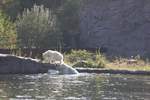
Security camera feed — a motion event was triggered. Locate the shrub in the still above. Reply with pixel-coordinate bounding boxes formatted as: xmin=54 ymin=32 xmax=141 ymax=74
xmin=64 ymin=49 xmax=92 ymax=63
xmin=16 ymin=4 xmax=63 ymax=49
xmin=64 ymin=50 xmax=106 ymax=68
xmin=0 ymin=10 xmax=17 ymax=48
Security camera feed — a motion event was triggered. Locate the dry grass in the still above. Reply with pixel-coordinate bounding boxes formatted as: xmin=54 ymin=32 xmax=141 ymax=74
xmin=64 ymin=50 xmax=150 ymax=71
xmin=64 ymin=50 xmax=107 ymax=68
xmin=106 ymin=58 xmax=150 ymax=71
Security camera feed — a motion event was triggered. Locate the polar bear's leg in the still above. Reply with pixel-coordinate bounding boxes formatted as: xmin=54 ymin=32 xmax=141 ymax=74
xmin=60 ymin=59 xmax=64 ymax=65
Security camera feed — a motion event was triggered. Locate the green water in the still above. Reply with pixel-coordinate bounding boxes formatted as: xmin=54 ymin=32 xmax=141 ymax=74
xmin=0 ymin=73 xmax=150 ymax=100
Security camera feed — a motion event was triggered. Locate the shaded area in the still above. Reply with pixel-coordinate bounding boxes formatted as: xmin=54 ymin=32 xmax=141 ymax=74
xmin=76 ymin=68 xmax=150 ymax=75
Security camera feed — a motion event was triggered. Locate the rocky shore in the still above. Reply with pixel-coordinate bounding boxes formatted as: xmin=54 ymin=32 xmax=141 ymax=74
xmin=76 ymin=68 xmax=150 ymax=75
xmin=1 ymin=53 xmax=150 ymax=75
xmin=0 ymin=54 xmax=78 ymax=74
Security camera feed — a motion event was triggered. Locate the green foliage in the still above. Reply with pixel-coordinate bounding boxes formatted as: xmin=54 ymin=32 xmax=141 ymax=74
xmin=16 ymin=5 xmax=63 ymax=49
xmin=2 ymin=0 xmax=82 ymax=48
xmin=1 ymin=0 xmax=35 ymax=20
xmin=0 ymin=10 xmax=17 ymax=48
xmin=57 ymin=0 xmax=81 ymax=47
xmin=2 ymin=0 xmax=63 ymax=20
xmin=64 ymin=50 xmax=92 ymax=63
xmin=72 ymin=60 xmax=105 ymax=68
xmin=95 ymin=51 xmax=107 ymax=68
xmin=1 ymin=0 xmax=83 ymax=49
xmin=64 ymin=50 xmax=106 ymax=68
xmin=0 ymin=0 xmax=14 ymax=8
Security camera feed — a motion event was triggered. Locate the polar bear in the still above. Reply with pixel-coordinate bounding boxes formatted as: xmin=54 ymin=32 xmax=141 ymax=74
xmin=42 ymin=50 xmax=63 ymax=65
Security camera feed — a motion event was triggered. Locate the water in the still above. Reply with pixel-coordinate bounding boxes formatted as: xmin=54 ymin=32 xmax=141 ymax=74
xmin=0 ymin=73 xmax=150 ymax=100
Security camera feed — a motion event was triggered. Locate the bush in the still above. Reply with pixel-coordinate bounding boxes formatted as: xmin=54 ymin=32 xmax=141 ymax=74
xmin=64 ymin=50 xmax=92 ymax=63
xmin=72 ymin=60 xmax=105 ymax=68
xmin=16 ymin=4 xmax=63 ymax=49
xmin=64 ymin=50 xmax=106 ymax=68
xmin=0 ymin=10 xmax=17 ymax=48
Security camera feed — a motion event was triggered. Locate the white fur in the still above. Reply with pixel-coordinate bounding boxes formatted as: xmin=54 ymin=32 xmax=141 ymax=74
xmin=42 ymin=50 xmax=63 ymax=65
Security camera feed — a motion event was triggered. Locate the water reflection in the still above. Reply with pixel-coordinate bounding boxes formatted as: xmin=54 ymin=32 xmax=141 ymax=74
xmin=0 ymin=74 xmax=150 ymax=100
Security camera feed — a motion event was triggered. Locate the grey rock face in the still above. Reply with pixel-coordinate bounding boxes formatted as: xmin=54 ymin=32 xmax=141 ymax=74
xmin=79 ymin=0 xmax=150 ymax=57
xmin=0 ymin=54 xmax=78 ymax=74
xmin=0 ymin=54 xmax=51 ymax=74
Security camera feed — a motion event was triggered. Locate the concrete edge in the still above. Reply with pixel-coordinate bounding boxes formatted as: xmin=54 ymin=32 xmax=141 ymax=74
xmin=75 ymin=68 xmax=150 ymax=75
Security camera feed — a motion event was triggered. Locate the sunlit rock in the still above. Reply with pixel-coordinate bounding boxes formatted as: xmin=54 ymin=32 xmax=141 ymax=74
xmin=0 ymin=53 xmax=78 ymax=74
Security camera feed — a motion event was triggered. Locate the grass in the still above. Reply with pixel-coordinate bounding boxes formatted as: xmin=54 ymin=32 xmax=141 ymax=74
xmin=64 ymin=50 xmax=150 ymax=71
xmin=106 ymin=57 xmax=150 ymax=71
xmin=10 ymin=49 xmax=150 ymax=71
xmin=64 ymin=49 xmax=107 ymax=68
xmin=106 ymin=65 xmax=150 ymax=71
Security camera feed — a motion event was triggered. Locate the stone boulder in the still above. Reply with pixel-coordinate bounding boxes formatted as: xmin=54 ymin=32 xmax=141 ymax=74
xmin=0 ymin=54 xmax=78 ymax=74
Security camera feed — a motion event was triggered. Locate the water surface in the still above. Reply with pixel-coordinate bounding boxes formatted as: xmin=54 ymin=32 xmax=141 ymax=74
xmin=0 ymin=73 xmax=150 ymax=100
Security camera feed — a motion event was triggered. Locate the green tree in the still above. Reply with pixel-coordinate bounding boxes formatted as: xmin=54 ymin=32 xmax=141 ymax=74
xmin=0 ymin=0 xmax=14 ymax=8
xmin=16 ymin=5 xmax=62 ymax=49
xmin=2 ymin=0 xmax=35 ymax=21
xmin=2 ymin=0 xmax=64 ymax=21
xmin=57 ymin=0 xmax=81 ymax=48
xmin=0 ymin=10 xmax=17 ymax=49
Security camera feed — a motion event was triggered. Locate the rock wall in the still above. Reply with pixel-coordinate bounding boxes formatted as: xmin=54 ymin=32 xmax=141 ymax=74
xmin=0 ymin=54 xmax=78 ymax=74
xmin=79 ymin=0 xmax=150 ymax=57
